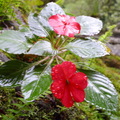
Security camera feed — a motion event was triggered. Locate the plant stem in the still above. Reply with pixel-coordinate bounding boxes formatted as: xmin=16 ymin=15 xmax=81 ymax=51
xmin=57 ymin=56 xmax=65 ymax=62
xmin=54 ymin=36 xmax=61 ymax=49
xmin=46 ymin=56 xmax=55 ymax=67
xmin=58 ymin=49 xmax=67 ymax=54
xmin=31 ymin=56 xmax=50 ymax=66
xmin=55 ymin=57 xmax=60 ymax=64
xmin=58 ymin=37 xmax=66 ymax=49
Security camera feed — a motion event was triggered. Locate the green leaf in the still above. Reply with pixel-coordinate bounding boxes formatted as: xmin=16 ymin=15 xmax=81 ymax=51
xmin=24 ymin=0 xmax=43 ymax=7
xmin=0 ymin=60 xmax=29 ymax=86
xmin=0 ymin=30 xmax=30 ymax=54
xmin=76 ymin=16 xmax=103 ymax=36
xmin=78 ymin=69 xmax=118 ymax=111
xmin=65 ymin=38 xmax=109 ymax=58
xmin=40 ymin=2 xmax=65 ymax=20
xmin=19 ymin=26 xmax=34 ymax=39
xmin=21 ymin=65 xmax=51 ymax=101
xmin=56 ymin=0 xmax=64 ymax=6
xmin=28 ymin=2 xmax=65 ymax=37
xmin=27 ymin=40 xmax=58 ymax=56
xmin=28 ymin=13 xmax=51 ymax=37
xmin=98 ymin=25 xmax=117 ymax=42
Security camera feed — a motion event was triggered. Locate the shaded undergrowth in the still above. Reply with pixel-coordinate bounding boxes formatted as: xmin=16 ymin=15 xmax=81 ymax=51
xmin=0 ymin=55 xmax=120 ymax=120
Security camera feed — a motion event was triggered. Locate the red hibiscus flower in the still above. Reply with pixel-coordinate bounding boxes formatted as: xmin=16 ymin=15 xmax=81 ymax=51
xmin=51 ymin=61 xmax=88 ymax=107
xmin=48 ymin=14 xmax=81 ymax=37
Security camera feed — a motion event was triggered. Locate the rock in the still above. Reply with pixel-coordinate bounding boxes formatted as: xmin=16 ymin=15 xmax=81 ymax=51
xmin=109 ymin=37 xmax=120 ymax=44
xmin=113 ymin=22 xmax=120 ymax=37
xmin=107 ymin=23 xmax=120 ymax=56
xmin=107 ymin=36 xmax=120 ymax=56
xmin=107 ymin=43 xmax=120 ymax=56
xmin=0 ymin=52 xmax=9 ymax=62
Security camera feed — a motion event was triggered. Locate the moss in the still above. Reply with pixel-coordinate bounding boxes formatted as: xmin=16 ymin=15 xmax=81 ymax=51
xmin=87 ymin=55 xmax=120 ymax=118
xmin=0 ymin=86 xmax=112 ymax=120
xmin=88 ymin=55 xmax=120 ymax=92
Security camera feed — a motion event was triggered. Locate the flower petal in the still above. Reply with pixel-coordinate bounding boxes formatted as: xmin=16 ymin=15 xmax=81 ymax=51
xmin=49 ymin=14 xmax=64 ymax=27
xmin=54 ymin=26 xmax=65 ymax=35
xmin=69 ymin=22 xmax=81 ymax=33
xmin=61 ymin=85 xmax=74 ymax=107
xmin=64 ymin=22 xmax=80 ymax=37
xmin=61 ymin=61 xmax=76 ymax=80
xmin=51 ymin=64 xmax=66 ymax=81
xmin=66 ymin=16 xmax=76 ymax=23
xmin=69 ymin=72 xmax=88 ymax=89
xmin=49 ymin=14 xmax=81 ymax=37
xmin=51 ymin=80 xmax=65 ymax=99
xmin=70 ymin=86 xmax=85 ymax=102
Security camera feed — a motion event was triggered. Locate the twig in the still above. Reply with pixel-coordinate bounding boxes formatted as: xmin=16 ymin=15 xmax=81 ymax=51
xmin=57 ymin=56 xmax=65 ymax=62
xmin=31 ymin=56 xmax=50 ymax=66
xmin=55 ymin=57 xmax=60 ymax=64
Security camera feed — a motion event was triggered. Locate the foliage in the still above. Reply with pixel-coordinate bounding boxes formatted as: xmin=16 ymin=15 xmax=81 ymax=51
xmin=1 ymin=98 xmax=36 ymax=120
xmin=63 ymin=0 xmax=120 ymax=30
xmin=0 ymin=0 xmax=43 ymax=25
xmin=64 ymin=0 xmax=100 ymax=17
xmin=87 ymin=55 xmax=120 ymax=120
xmin=0 ymin=0 xmax=20 ymax=22
xmin=99 ymin=25 xmax=117 ymax=42
xmin=19 ymin=0 xmax=44 ymax=15
xmin=0 ymin=1 xmax=119 ymax=119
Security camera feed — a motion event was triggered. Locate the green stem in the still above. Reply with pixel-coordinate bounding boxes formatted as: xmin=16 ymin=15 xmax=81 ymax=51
xmin=54 ymin=36 xmax=61 ymax=49
xmin=58 ymin=37 xmax=66 ymax=50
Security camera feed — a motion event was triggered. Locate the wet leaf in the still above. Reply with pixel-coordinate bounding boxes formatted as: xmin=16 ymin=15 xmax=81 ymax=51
xmin=0 ymin=30 xmax=30 ymax=54
xmin=27 ymin=40 xmax=58 ymax=56
xmin=78 ymin=69 xmax=118 ymax=111
xmin=22 ymin=65 xmax=51 ymax=101
xmin=19 ymin=26 xmax=34 ymax=39
xmin=40 ymin=2 xmax=65 ymax=20
xmin=28 ymin=13 xmax=50 ymax=37
xmin=0 ymin=60 xmax=29 ymax=86
xmin=28 ymin=2 xmax=65 ymax=37
xmin=76 ymin=16 xmax=103 ymax=36
xmin=65 ymin=38 xmax=109 ymax=58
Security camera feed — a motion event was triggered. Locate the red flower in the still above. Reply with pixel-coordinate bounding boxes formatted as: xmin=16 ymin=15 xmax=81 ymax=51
xmin=51 ymin=61 xmax=88 ymax=107
xmin=48 ymin=14 xmax=81 ymax=37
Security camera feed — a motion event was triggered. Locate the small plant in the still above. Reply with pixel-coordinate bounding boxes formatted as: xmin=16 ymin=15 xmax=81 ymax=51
xmin=0 ymin=0 xmax=20 ymax=22
xmin=0 ymin=1 xmax=118 ymax=114
xmin=1 ymin=98 xmax=36 ymax=120
xmin=0 ymin=0 xmax=43 ymax=25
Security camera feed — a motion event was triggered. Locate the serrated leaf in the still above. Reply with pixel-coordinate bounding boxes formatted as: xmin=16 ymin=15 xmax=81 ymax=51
xmin=22 ymin=65 xmax=51 ymax=101
xmin=40 ymin=2 xmax=65 ymax=20
xmin=27 ymin=40 xmax=58 ymax=56
xmin=0 ymin=30 xmax=30 ymax=54
xmin=65 ymin=38 xmax=109 ymax=58
xmin=76 ymin=16 xmax=103 ymax=36
xmin=28 ymin=2 xmax=65 ymax=37
xmin=28 ymin=13 xmax=51 ymax=37
xmin=0 ymin=60 xmax=29 ymax=86
xmin=78 ymin=69 xmax=118 ymax=111
xmin=19 ymin=26 xmax=34 ymax=39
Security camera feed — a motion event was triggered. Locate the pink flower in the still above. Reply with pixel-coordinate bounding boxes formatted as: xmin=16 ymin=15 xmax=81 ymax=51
xmin=51 ymin=61 xmax=88 ymax=107
xmin=48 ymin=14 xmax=81 ymax=37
